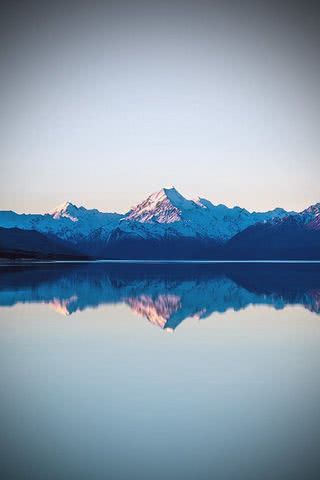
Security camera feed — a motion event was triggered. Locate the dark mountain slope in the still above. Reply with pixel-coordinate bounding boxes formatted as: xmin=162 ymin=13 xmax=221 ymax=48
xmin=102 ymin=229 xmax=221 ymax=259
xmin=0 ymin=227 xmax=87 ymax=259
xmin=224 ymin=216 xmax=320 ymax=260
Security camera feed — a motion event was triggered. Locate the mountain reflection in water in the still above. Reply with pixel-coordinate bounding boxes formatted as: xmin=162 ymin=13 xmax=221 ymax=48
xmin=0 ymin=263 xmax=319 ymax=330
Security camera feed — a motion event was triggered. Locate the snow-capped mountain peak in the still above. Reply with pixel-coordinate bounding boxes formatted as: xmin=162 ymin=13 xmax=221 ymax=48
xmin=50 ymin=201 xmax=80 ymax=222
xmin=127 ymin=187 xmax=197 ymax=223
xmin=302 ymin=202 xmax=320 ymax=215
xmin=120 ymin=187 xmax=299 ymax=241
xmin=299 ymin=202 xmax=320 ymax=230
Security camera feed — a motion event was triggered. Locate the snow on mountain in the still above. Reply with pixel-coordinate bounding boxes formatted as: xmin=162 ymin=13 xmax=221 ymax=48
xmin=266 ymin=202 xmax=320 ymax=232
xmin=120 ymin=187 xmax=214 ymax=240
xmin=0 ymin=203 xmax=122 ymax=243
xmin=127 ymin=187 xmax=198 ymax=223
xmin=123 ymin=187 xmax=293 ymax=241
xmin=50 ymin=201 xmax=80 ymax=221
xmin=0 ymin=187 xmax=306 ymax=248
xmin=300 ymin=202 xmax=320 ymax=230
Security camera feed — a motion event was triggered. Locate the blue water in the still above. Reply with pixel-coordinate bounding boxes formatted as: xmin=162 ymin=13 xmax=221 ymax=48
xmin=1 ymin=263 xmax=320 ymax=480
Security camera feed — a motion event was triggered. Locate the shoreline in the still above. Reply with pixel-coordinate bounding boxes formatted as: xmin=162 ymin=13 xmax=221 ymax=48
xmin=1 ymin=259 xmax=320 ymax=266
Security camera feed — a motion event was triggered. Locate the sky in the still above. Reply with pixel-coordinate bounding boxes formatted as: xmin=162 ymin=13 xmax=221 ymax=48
xmin=1 ymin=0 xmax=320 ymax=214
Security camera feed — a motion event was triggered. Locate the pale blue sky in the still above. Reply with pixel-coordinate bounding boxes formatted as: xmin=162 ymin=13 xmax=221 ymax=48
xmin=1 ymin=1 xmax=319 ymax=213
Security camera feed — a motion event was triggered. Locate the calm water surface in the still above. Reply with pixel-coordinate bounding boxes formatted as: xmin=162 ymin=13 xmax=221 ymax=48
xmin=1 ymin=263 xmax=320 ymax=480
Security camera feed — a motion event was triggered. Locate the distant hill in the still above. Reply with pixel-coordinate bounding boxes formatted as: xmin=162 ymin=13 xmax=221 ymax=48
xmin=0 ymin=227 xmax=87 ymax=260
xmin=224 ymin=213 xmax=320 ymax=260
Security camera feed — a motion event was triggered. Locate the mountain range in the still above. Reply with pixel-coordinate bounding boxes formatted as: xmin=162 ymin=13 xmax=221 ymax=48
xmin=0 ymin=187 xmax=319 ymax=259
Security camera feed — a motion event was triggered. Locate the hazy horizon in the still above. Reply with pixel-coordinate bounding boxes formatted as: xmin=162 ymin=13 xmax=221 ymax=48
xmin=2 ymin=185 xmax=318 ymax=216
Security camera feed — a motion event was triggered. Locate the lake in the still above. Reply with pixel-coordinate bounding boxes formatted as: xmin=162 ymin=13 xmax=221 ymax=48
xmin=1 ymin=262 xmax=320 ymax=480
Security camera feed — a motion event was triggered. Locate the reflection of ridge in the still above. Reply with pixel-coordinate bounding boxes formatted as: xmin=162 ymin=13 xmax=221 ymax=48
xmin=0 ymin=263 xmax=319 ymax=330
xmin=126 ymin=294 xmax=181 ymax=329
xmin=50 ymin=295 xmax=78 ymax=316
xmin=306 ymin=289 xmax=320 ymax=314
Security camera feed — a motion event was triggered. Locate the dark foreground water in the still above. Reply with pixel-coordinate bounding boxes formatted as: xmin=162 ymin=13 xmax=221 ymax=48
xmin=1 ymin=262 xmax=320 ymax=480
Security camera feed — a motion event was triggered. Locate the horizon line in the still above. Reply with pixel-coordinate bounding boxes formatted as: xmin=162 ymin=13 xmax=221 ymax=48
xmin=1 ymin=186 xmax=319 ymax=215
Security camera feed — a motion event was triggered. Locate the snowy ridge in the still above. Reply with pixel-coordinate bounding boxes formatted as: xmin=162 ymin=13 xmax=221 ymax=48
xmin=127 ymin=188 xmax=186 ymax=223
xmin=301 ymin=203 xmax=320 ymax=230
xmin=50 ymin=201 xmax=79 ymax=222
xmin=123 ymin=187 xmax=293 ymax=242
xmin=0 ymin=202 xmax=122 ymax=243
xmin=0 ymin=187 xmax=318 ymax=249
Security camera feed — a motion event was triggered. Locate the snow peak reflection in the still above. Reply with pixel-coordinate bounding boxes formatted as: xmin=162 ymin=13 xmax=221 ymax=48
xmin=1 ymin=262 xmax=319 ymax=330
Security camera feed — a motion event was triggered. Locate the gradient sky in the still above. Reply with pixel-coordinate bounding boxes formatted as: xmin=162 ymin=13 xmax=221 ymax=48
xmin=1 ymin=0 xmax=320 ymax=214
